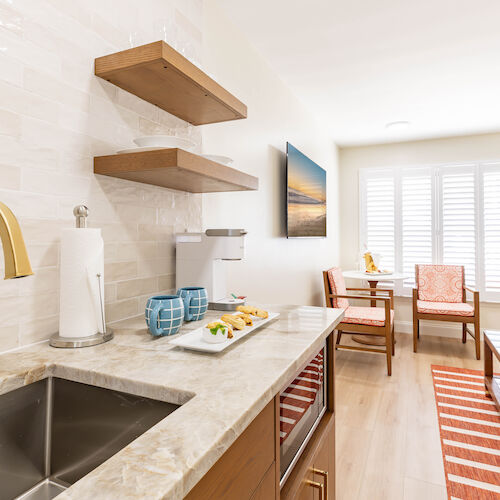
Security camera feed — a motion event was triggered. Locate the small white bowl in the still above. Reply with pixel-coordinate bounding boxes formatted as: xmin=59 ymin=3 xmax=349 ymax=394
xmin=202 ymin=324 xmax=230 ymax=344
xmin=133 ymin=135 xmax=195 ymax=151
xmin=201 ymin=155 xmax=234 ymax=166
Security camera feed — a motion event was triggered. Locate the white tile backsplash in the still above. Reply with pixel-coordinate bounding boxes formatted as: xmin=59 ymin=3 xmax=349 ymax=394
xmin=0 ymin=0 xmax=204 ymax=352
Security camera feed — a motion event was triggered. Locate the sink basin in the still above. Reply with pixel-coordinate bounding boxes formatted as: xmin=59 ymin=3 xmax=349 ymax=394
xmin=0 ymin=377 xmax=179 ymax=500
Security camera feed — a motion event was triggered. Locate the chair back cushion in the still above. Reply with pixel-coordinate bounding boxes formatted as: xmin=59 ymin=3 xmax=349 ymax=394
xmin=326 ymin=267 xmax=349 ymax=309
xmin=416 ymin=264 xmax=464 ymax=303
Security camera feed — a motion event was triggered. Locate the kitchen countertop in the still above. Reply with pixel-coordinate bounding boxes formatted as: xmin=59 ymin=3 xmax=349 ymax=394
xmin=0 ymin=304 xmax=343 ymax=499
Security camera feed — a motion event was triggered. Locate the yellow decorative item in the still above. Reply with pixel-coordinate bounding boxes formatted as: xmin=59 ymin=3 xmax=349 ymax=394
xmin=364 ymin=252 xmax=379 ymax=273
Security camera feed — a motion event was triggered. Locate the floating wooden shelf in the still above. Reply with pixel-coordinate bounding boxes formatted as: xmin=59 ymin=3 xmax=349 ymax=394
xmin=95 ymin=41 xmax=247 ymax=126
xmin=94 ymin=149 xmax=259 ymax=193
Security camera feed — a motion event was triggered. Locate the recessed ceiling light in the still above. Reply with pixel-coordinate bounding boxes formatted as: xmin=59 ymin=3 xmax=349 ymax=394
xmin=385 ymin=121 xmax=410 ymax=131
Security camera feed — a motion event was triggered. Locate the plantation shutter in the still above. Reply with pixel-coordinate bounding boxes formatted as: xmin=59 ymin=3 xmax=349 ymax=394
xmin=401 ymin=169 xmax=433 ymax=289
xmin=483 ymin=166 xmax=500 ymax=296
xmin=361 ymin=172 xmax=395 ymax=272
xmin=439 ymin=167 xmax=476 ymax=286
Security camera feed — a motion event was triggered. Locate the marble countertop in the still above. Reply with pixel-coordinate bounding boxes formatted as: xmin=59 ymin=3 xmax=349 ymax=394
xmin=0 ymin=304 xmax=343 ymax=499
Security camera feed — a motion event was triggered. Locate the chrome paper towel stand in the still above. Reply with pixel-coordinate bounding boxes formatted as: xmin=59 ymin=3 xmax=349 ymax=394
xmin=50 ymin=206 xmax=113 ymax=348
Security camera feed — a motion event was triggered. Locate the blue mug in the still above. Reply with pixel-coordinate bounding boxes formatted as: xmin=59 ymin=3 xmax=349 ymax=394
xmin=177 ymin=287 xmax=208 ymax=322
xmin=145 ymin=295 xmax=184 ymax=336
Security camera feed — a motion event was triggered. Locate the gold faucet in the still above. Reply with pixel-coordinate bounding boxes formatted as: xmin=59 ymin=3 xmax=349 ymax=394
xmin=0 ymin=202 xmax=33 ymax=279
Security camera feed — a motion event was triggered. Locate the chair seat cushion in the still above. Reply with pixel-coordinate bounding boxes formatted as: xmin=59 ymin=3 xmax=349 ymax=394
xmin=342 ymin=306 xmax=394 ymax=327
xmin=417 ymin=300 xmax=474 ymax=316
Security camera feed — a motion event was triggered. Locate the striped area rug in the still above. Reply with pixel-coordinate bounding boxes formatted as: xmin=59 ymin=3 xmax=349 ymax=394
xmin=431 ymin=365 xmax=500 ymax=499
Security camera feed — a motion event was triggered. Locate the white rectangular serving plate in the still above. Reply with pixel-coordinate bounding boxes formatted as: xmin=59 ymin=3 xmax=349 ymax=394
xmin=169 ymin=312 xmax=280 ymax=353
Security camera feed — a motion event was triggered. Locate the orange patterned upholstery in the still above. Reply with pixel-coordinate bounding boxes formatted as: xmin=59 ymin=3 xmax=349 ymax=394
xmin=326 ymin=267 xmax=350 ymax=309
xmin=417 ymin=300 xmax=474 ymax=316
xmin=417 ymin=265 xmax=464 ymax=303
xmin=343 ymin=306 xmax=394 ymax=327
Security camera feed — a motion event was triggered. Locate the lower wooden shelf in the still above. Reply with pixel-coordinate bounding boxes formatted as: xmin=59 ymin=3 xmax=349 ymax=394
xmin=94 ymin=148 xmax=259 ymax=193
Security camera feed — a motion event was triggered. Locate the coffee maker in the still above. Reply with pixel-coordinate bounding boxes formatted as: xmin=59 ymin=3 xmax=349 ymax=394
xmin=175 ymin=229 xmax=247 ymax=311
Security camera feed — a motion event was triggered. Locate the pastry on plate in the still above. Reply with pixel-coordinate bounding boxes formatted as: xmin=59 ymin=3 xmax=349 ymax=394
xmin=220 ymin=314 xmax=246 ymax=330
xmin=237 ymin=305 xmax=268 ymax=319
xmin=237 ymin=313 xmax=253 ymax=326
xmin=236 ymin=305 xmax=257 ymax=315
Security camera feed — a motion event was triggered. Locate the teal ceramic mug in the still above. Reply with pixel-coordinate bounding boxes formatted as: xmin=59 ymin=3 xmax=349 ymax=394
xmin=177 ymin=287 xmax=208 ymax=321
xmin=145 ymin=295 xmax=184 ymax=336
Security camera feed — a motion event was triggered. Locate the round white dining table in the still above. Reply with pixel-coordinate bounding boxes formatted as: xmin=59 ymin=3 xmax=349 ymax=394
xmin=342 ymin=270 xmax=409 ymax=346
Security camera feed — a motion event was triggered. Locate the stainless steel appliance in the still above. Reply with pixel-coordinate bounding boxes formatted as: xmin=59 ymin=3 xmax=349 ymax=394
xmin=279 ymin=343 xmax=327 ymax=485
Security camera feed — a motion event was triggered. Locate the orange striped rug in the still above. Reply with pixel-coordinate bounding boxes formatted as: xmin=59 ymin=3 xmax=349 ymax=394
xmin=431 ymin=365 xmax=500 ymax=500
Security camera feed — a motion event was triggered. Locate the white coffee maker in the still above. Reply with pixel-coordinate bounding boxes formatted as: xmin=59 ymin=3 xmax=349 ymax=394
xmin=175 ymin=229 xmax=247 ymax=311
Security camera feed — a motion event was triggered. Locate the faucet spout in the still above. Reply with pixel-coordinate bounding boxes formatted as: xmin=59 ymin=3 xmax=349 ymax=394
xmin=0 ymin=202 xmax=33 ymax=279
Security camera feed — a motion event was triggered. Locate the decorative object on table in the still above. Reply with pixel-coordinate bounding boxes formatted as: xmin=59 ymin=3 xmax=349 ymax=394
xmin=323 ymin=267 xmax=395 ymax=375
xmin=484 ymin=330 xmax=500 ymax=409
xmin=412 ymin=264 xmax=480 ymax=359
xmin=176 ymin=229 xmax=247 ymax=311
xmin=145 ymin=295 xmax=184 ymax=336
xmin=177 ymin=287 xmax=208 ymax=322
xmin=286 ymin=142 xmax=326 ymax=238
xmin=431 ymin=365 xmax=500 ymax=499
xmin=364 ymin=251 xmax=379 ymax=272
xmin=169 ymin=311 xmax=279 ymax=353
xmin=51 ymin=206 xmax=113 ymax=348
xmin=0 ymin=201 xmax=33 ymax=279
xmin=203 ymin=321 xmax=233 ymax=343
xmin=200 ymin=154 xmax=233 ymax=166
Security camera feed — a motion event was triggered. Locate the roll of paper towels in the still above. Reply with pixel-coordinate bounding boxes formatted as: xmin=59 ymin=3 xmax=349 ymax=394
xmin=59 ymin=228 xmax=105 ymax=338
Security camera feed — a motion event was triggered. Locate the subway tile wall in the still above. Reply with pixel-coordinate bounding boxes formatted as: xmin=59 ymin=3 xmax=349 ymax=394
xmin=0 ymin=0 xmax=203 ymax=352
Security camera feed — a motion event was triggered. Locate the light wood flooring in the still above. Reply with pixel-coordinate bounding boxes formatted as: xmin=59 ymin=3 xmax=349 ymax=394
xmin=335 ymin=331 xmax=483 ymax=500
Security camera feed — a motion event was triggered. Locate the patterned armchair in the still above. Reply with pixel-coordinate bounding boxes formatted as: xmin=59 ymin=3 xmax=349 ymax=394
xmin=323 ymin=267 xmax=395 ymax=375
xmin=412 ymin=264 xmax=480 ymax=359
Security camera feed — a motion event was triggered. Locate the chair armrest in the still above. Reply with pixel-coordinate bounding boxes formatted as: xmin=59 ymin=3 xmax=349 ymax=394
xmin=346 ymin=287 xmax=392 ymax=294
xmin=464 ymin=286 xmax=478 ymax=295
xmin=331 ymin=293 xmax=391 ymax=303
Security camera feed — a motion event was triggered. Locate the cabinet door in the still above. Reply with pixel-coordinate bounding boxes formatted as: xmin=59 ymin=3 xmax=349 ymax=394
xmin=313 ymin=418 xmax=335 ymax=500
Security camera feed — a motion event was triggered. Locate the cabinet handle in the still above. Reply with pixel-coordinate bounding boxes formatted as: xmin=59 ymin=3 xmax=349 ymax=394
xmin=305 ymin=480 xmax=324 ymax=500
xmin=311 ymin=468 xmax=328 ymax=500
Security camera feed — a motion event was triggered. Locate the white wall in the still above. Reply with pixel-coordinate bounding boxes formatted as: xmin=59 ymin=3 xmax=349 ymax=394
xmin=0 ymin=0 xmax=204 ymax=353
xmin=200 ymin=0 xmax=340 ymax=307
xmin=339 ymin=132 xmax=500 ymax=334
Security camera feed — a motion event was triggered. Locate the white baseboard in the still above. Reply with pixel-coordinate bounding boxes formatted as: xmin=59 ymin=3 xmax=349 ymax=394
xmin=395 ymin=320 xmax=477 ymax=339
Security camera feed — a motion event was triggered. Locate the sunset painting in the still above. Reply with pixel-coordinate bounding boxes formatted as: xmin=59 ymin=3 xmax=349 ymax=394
xmin=286 ymin=143 xmax=327 ymax=237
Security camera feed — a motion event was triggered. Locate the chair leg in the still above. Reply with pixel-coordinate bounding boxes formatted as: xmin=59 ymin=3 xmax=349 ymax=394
xmin=474 ymin=318 xmax=480 ymax=360
xmin=391 ymin=324 xmax=395 ymax=356
xmin=462 ymin=323 xmax=467 ymax=343
xmin=413 ymin=318 xmax=419 ymax=353
xmin=336 ymin=331 xmax=342 ymax=346
xmin=386 ymin=329 xmax=392 ymax=376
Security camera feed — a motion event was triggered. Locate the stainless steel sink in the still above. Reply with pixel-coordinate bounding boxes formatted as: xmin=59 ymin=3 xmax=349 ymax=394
xmin=0 ymin=378 xmax=179 ymax=500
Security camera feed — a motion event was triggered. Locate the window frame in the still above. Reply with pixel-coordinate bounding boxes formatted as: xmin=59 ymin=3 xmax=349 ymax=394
xmin=359 ymin=161 xmax=500 ymax=302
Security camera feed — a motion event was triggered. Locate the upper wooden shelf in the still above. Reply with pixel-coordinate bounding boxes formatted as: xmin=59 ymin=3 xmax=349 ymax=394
xmin=94 ymin=149 xmax=258 ymax=193
xmin=95 ymin=41 xmax=247 ymax=126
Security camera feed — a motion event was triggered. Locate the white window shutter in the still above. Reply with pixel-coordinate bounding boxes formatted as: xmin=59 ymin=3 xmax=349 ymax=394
xmin=440 ymin=168 xmax=476 ymax=286
xmin=401 ymin=169 xmax=433 ymax=288
xmin=483 ymin=167 xmax=500 ymax=295
xmin=363 ymin=173 xmax=395 ymax=271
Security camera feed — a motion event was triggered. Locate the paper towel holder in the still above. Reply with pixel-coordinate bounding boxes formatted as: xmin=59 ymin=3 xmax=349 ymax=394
xmin=50 ymin=206 xmax=113 ymax=348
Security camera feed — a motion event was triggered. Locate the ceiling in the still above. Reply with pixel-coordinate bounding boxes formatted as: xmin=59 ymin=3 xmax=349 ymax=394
xmin=216 ymin=0 xmax=500 ymax=146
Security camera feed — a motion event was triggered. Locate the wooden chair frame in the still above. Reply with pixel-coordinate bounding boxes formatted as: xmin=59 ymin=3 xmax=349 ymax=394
xmin=322 ymin=271 xmax=395 ymax=376
xmin=412 ymin=265 xmax=480 ymax=359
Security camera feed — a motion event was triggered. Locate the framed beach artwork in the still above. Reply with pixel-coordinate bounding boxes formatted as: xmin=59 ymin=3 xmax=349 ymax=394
xmin=286 ymin=143 xmax=327 ymax=238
